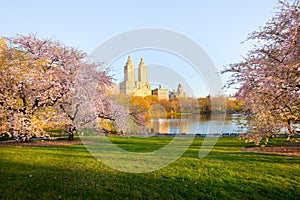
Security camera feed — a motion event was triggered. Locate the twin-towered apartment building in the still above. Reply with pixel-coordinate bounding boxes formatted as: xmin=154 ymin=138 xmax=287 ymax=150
xmin=119 ymin=56 xmax=187 ymax=101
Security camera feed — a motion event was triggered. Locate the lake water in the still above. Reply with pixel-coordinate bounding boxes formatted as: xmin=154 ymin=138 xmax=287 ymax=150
xmin=150 ymin=114 xmax=247 ymax=135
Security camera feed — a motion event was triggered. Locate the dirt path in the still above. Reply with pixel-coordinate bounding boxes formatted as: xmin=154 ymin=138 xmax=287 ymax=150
xmin=242 ymin=145 xmax=300 ymax=156
xmin=0 ymin=140 xmax=83 ymax=147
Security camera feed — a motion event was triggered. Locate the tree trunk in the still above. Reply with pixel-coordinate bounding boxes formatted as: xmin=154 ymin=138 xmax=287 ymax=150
xmin=68 ymin=132 xmax=74 ymax=141
xmin=68 ymin=124 xmax=76 ymax=141
xmin=287 ymin=119 xmax=294 ymax=138
xmin=23 ymin=134 xmax=30 ymax=143
xmin=22 ymin=117 xmax=32 ymax=143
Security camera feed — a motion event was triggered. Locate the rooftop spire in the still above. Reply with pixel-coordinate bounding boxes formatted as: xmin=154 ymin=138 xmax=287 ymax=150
xmin=126 ymin=55 xmax=133 ymax=65
xmin=139 ymin=57 xmax=145 ymax=65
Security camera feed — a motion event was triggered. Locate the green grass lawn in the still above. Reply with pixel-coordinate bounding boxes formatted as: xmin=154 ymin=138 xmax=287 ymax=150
xmin=0 ymin=136 xmax=299 ymax=200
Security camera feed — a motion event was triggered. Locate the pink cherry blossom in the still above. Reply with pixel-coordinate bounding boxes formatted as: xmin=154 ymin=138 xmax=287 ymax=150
xmin=222 ymin=1 xmax=300 ymax=145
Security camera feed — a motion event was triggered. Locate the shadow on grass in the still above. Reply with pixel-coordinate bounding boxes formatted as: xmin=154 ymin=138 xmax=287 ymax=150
xmin=1 ymin=136 xmax=300 ymax=200
xmin=205 ymin=151 xmax=300 ymax=164
xmin=1 ymin=153 xmax=299 ymax=200
xmin=183 ymin=138 xmax=300 ymax=164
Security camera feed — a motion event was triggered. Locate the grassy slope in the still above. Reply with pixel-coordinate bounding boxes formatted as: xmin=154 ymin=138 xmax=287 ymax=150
xmin=0 ymin=137 xmax=299 ymax=200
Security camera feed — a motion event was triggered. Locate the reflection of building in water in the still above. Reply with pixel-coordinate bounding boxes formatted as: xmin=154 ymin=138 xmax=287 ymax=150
xmin=150 ymin=119 xmax=189 ymax=134
xmin=169 ymin=119 xmax=189 ymax=134
xmin=151 ymin=119 xmax=170 ymax=134
xmin=180 ymin=120 xmax=189 ymax=134
xmin=119 ymin=56 xmax=151 ymax=97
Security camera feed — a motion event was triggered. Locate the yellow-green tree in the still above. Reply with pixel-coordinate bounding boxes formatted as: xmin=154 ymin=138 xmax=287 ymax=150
xmin=129 ymin=96 xmax=150 ymax=125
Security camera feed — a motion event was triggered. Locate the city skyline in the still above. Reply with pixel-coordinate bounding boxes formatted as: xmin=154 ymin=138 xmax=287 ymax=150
xmin=118 ymin=55 xmax=189 ymax=99
xmin=1 ymin=0 xmax=279 ymax=97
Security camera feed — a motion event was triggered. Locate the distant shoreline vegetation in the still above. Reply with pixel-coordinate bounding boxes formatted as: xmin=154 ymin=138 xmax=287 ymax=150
xmin=113 ymin=94 xmax=243 ymax=120
xmin=96 ymin=94 xmax=243 ymax=134
xmin=141 ymin=94 xmax=243 ymax=116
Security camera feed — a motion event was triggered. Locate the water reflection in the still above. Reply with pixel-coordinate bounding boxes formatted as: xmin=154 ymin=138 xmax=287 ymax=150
xmin=150 ymin=114 xmax=246 ymax=134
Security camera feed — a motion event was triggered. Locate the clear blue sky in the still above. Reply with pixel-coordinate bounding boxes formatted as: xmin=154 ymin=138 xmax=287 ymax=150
xmin=1 ymin=0 xmax=279 ymax=97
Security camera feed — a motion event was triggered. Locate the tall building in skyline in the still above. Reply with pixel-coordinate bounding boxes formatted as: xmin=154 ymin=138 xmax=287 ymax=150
xmin=119 ymin=55 xmax=188 ymax=99
xmin=119 ymin=55 xmax=136 ymax=95
xmin=169 ymin=83 xmax=188 ymax=100
xmin=138 ymin=58 xmax=148 ymax=83
xmin=177 ymin=83 xmax=187 ymax=98
xmin=119 ymin=56 xmax=151 ymax=97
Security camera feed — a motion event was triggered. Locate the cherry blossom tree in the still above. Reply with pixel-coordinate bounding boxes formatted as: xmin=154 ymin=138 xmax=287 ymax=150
xmin=0 ymin=34 xmax=113 ymax=141
xmin=0 ymin=36 xmax=66 ymax=141
xmin=222 ymin=0 xmax=300 ymax=144
xmin=0 ymin=34 xmax=155 ymax=141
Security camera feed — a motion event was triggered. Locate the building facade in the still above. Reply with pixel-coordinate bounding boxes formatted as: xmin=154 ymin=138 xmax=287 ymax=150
xmin=169 ymin=83 xmax=188 ymax=100
xmin=152 ymin=85 xmax=169 ymax=101
xmin=177 ymin=83 xmax=187 ymax=98
xmin=119 ymin=56 xmax=188 ymax=99
xmin=119 ymin=56 xmax=151 ymax=97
